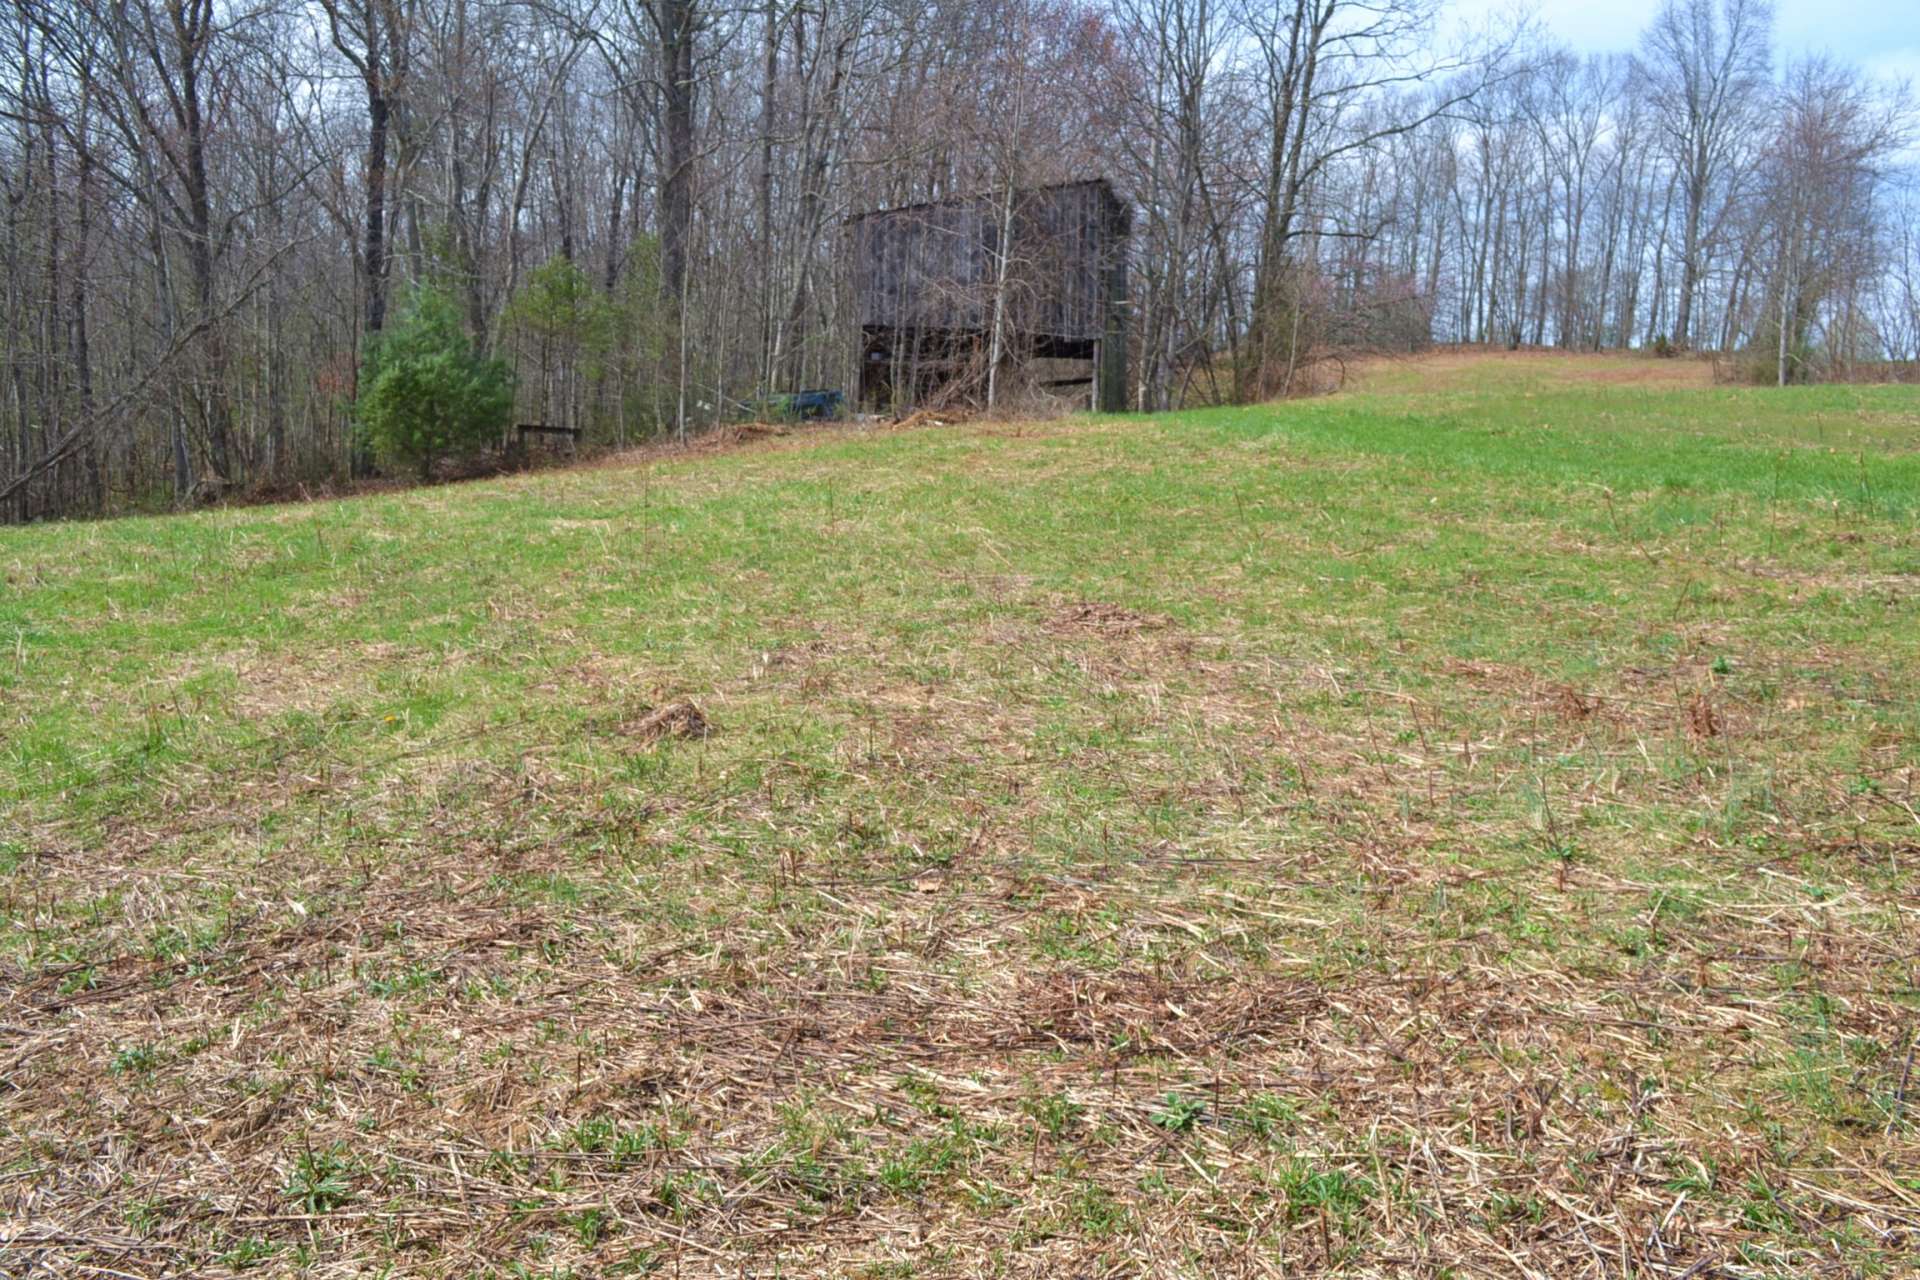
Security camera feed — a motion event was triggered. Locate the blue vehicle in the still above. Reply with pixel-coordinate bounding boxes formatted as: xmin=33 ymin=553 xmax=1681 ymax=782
xmin=761 ymin=389 xmax=845 ymax=422
xmin=788 ymin=389 xmax=846 ymax=421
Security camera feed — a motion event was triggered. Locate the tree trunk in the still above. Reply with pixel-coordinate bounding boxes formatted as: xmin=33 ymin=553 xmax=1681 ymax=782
xmin=658 ymin=0 xmax=695 ymax=307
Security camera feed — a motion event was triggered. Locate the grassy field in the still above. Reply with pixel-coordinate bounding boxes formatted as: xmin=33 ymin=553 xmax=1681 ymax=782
xmin=3 ymin=351 xmax=1918 ymax=1278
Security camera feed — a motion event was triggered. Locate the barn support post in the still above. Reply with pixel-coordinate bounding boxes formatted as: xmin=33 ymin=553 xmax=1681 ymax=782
xmin=1098 ymin=272 xmax=1129 ymax=412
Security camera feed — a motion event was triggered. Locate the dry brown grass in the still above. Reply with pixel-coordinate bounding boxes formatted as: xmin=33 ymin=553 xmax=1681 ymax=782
xmin=9 ymin=768 xmax=1916 ymax=1277
xmin=1342 ymin=347 xmax=1717 ymax=394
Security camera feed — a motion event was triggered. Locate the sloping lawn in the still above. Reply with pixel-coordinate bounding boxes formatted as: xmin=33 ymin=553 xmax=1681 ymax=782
xmin=3 ymin=354 xmax=1918 ymax=1277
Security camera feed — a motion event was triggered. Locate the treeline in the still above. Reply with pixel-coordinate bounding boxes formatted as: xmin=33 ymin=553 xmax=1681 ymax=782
xmin=1 ymin=0 xmax=1914 ymax=521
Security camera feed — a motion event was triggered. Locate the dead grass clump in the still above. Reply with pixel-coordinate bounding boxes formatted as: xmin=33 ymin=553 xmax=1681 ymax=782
xmin=892 ymin=407 xmax=971 ymax=432
xmin=1684 ymin=692 xmax=1721 ymax=739
xmin=624 ymin=699 xmax=712 ymax=743
xmin=1551 ymin=684 xmax=1600 ymax=722
xmin=732 ymin=421 xmax=792 ymax=441
xmin=1013 ymin=968 xmax=1324 ymax=1055
xmin=1442 ymin=657 xmax=1531 ymax=687
xmin=1049 ymin=601 xmax=1166 ymax=634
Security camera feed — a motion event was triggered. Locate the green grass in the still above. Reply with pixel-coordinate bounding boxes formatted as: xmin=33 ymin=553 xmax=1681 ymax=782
xmin=3 ymin=353 xmax=1917 ymax=1276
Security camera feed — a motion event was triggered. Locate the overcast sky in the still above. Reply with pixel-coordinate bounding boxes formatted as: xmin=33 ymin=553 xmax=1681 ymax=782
xmin=1446 ymin=0 xmax=1920 ymax=86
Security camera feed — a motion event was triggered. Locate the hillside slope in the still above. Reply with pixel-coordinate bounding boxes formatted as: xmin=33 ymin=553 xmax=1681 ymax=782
xmin=4 ymin=353 xmax=1919 ymax=1277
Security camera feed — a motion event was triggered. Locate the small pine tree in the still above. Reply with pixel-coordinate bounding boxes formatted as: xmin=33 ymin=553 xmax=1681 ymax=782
xmin=509 ymin=256 xmax=615 ymax=361
xmin=507 ymin=256 xmax=615 ymax=432
xmin=356 ymin=285 xmax=514 ymax=479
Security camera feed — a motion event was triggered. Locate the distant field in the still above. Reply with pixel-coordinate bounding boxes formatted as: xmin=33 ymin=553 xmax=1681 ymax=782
xmin=1344 ymin=346 xmax=1719 ymax=393
xmin=3 ymin=351 xmax=1918 ymax=1278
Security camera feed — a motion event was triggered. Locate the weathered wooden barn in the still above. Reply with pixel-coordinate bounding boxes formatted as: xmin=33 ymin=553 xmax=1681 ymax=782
xmin=850 ymin=179 xmax=1131 ymax=412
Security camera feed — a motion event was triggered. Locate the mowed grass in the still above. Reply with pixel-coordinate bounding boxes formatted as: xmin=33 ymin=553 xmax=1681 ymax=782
xmin=3 ymin=352 xmax=1918 ymax=1277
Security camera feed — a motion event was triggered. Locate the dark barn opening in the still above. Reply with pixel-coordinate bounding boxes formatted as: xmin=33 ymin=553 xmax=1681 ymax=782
xmin=851 ymin=178 xmax=1132 ymax=414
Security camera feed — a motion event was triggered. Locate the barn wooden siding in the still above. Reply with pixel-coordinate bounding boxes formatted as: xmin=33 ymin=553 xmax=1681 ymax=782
xmin=851 ymin=179 xmax=1131 ymax=345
